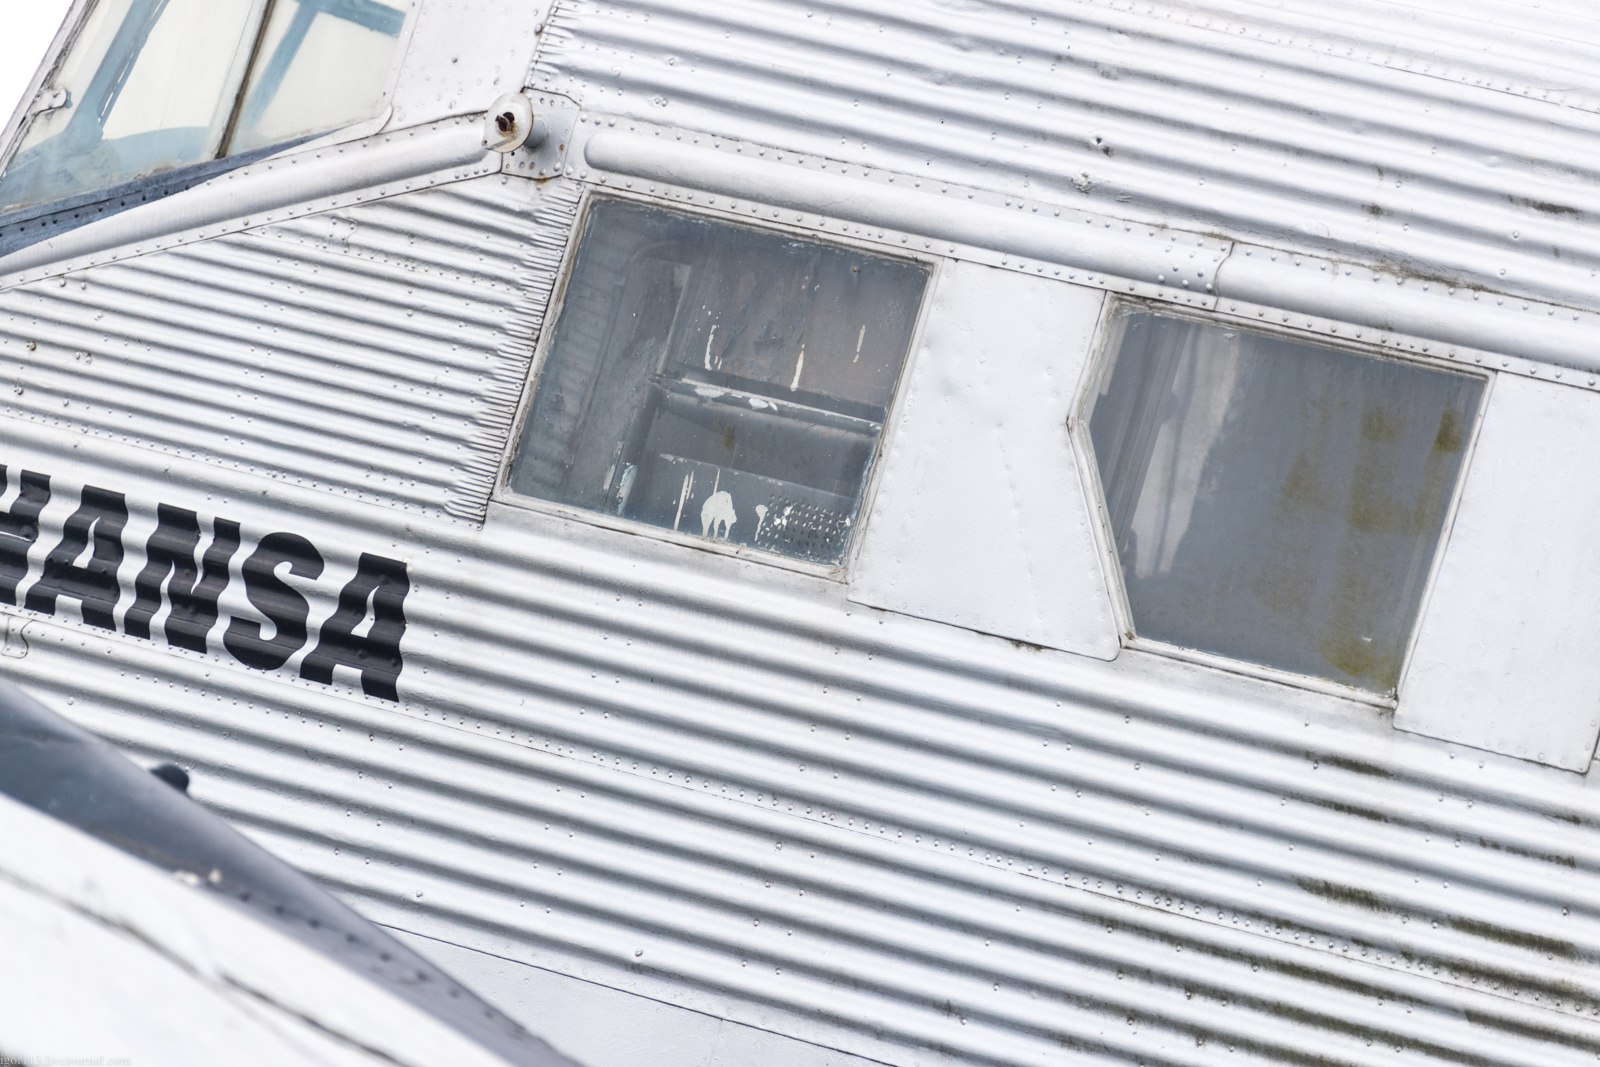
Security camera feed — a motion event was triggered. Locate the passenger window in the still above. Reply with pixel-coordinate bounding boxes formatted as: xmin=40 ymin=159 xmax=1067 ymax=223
xmin=507 ymin=198 xmax=928 ymax=566
xmin=1085 ymin=309 xmax=1484 ymax=694
xmin=0 ymin=0 xmax=411 ymax=215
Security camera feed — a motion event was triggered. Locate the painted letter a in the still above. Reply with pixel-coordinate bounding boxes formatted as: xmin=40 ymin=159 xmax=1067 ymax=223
xmin=300 ymin=554 xmax=409 ymax=701
xmin=25 ymin=486 xmax=127 ymax=629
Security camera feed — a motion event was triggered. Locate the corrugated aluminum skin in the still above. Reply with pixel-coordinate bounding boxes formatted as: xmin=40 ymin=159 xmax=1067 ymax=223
xmin=0 ymin=174 xmax=578 ymax=522
xmin=6 ymin=441 xmax=1600 ymax=1067
xmin=535 ymin=0 xmax=1600 ymax=314
xmin=2 ymin=2 xmax=1600 ymax=1066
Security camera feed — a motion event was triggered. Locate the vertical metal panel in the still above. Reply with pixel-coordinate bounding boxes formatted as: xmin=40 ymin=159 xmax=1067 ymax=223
xmin=388 ymin=0 xmax=552 ymax=131
xmin=1398 ymin=374 xmax=1600 ymax=769
xmin=850 ymin=261 xmax=1117 ymax=658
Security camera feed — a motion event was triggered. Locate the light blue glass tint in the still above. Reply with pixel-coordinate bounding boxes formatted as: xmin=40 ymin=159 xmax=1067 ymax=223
xmin=0 ymin=0 xmax=259 ymax=212
xmin=509 ymin=199 xmax=928 ymax=565
xmin=227 ymin=0 xmax=410 ymax=154
xmin=1087 ymin=310 xmax=1484 ymax=693
xmin=0 ymin=0 xmax=412 ymax=214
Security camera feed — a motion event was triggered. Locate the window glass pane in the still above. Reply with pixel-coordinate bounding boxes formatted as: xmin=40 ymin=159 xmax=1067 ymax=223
xmin=0 ymin=0 xmax=259 ymax=214
xmin=226 ymin=0 xmax=410 ymax=155
xmin=509 ymin=199 xmax=928 ymax=565
xmin=1087 ymin=310 xmax=1484 ymax=693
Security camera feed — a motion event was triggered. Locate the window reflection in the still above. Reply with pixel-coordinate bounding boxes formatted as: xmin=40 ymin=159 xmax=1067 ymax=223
xmin=508 ymin=199 xmax=928 ymax=565
xmin=229 ymin=0 xmax=409 ymax=154
xmin=0 ymin=0 xmax=411 ymax=215
xmin=1087 ymin=310 xmax=1484 ymax=693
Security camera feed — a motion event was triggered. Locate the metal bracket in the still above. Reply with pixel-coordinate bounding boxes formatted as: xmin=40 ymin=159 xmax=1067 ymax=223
xmin=27 ymin=89 xmax=69 ymax=118
xmin=500 ymin=91 xmax=579 ymax=181
xmin=1 ymin=614 xmax=31 ymax=659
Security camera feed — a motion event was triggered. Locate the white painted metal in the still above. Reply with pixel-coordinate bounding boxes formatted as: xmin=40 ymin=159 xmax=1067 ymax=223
xmin=539 ymin=0 xmax=1600 ymax=312
xmin=386 ymin=0 xmax=552 ymax=131
xmin=1398 ymin=374 xmax=1600 ymax=770
xmin=1 ymin=0 xmax=1599 ymax=1064
xmin=851 ymin=261 xmax=1117 ymax=658
xmin=0 ymin=790 xmax=529 ymax=1067
xmin=572 ymin=121 xmax=1600 ymax=385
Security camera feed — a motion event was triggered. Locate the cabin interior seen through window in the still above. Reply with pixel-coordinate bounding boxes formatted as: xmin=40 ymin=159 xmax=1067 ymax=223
xmin=508 ymin=198 xmax=928 ymax=565
xmin=1086 ymin=310 xmax=1484 ymax=694
xmin=0 ymin=0 xmax=412 ymax=214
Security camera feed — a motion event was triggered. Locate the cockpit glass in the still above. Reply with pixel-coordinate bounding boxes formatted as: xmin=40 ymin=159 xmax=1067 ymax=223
xmin=508 ymin=198 xmax=929 ymax=566
xmin=227 ymin=0 xmax=410 ymax=154
xmin=0 ymin=0 xmax=411 ymax=215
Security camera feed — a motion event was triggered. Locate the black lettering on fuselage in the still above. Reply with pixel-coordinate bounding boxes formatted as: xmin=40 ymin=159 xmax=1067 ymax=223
xmin=125 ymin=506 xmax=242 ymax=652
xmin=223 ymin=532 xmax=323 ymax=670
xmin=300 ymin=553 xmax=409 ymax=701
xmin=26 ymin=486 xmax=128 ymax=630
xmin=0 ymin=459 xmax=410 ymax=700
xmin=0 ymin=466 xmax=50 ymax=604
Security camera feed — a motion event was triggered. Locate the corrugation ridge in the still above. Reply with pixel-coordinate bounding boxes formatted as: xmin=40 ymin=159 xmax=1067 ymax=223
xmin=226 ymin=225 xmax=524 ymax=306
xmin=345 ymin=178 xmax=547 ymax=247
xmin=15 ymin=486 xmax=1599 ymax=1027
xmin=141 ymin=245 xmax=512 ymax=373
xmin=1085 ymin=0 xmax=1600 ymax=107
xmin=448 ymin=178 xmax=584 ymax=522
xmin=408 ymin=518 xmax=1599 ymax=830
xmin=0 ymin=302 xmax=476 ymax=480
xmin=0 ymin=374 xmax=459 ymax=503
xmin=7 ymin=283 xmax=490 ymax=442
xmin=392 ymin=619 xmax=1600 ymax=1004
xmin=539 ymin=0 xmax=1600 ymax=310
xmin=259 ymin=214 xmax=528 ymax=293
xmin=334 ymin=528 xmax=1600 ymax=1010
xmin=610 ymin=0 xmax=1600 ymax=242
xmin=50 ymin=660 xmax=1600 ymax=1067
xmin=17 ymin=252 xmax=501 ymax=407
xmin=0 ymin=177 xmax=550 ymax=523
xmin=8 ymin=276 xmax=494 ymax=419
xmin=52 ymin=674 xmax=1589 ymax=1062
xmin=246 ymin=207 xmax=528 ymax=287
xmin=0 ymin=368 xmax=463 ymax=513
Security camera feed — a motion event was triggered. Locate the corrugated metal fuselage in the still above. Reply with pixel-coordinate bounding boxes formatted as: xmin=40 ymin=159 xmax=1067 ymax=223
xmin=4 ymin=2 xmax=1600 ymax=1065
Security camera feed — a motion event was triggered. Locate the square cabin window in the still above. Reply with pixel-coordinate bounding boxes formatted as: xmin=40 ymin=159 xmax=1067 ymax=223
xmin=1085 ymin=309 xmax=1485 ymax=695
xmin=507 ymin=198 xmax=929 ymax=565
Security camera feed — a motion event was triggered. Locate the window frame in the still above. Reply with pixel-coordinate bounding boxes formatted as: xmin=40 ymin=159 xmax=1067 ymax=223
xmin=492 ymin=187 xmax=941 ymax=580
xmin=0 ymin=0 xmax=422 ymax=216
xmin=1068 ymin=296 xmax=1495 ymax=707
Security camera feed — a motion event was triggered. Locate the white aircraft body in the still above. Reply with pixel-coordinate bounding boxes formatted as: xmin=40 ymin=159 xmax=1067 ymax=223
xmin=2 ymin=1 xmax=1599 ymax=1064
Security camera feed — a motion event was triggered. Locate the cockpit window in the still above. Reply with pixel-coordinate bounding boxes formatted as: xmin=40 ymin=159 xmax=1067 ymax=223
xmin=0 ymin=0 xmax=411 ymax=215
xmin=507 ymin=198 xmax=928 ymax=566
xmin=1085 ymin=309 xmax=1484 ymax=695
xmin=227 ymin=0 xmax=410 ymax=154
